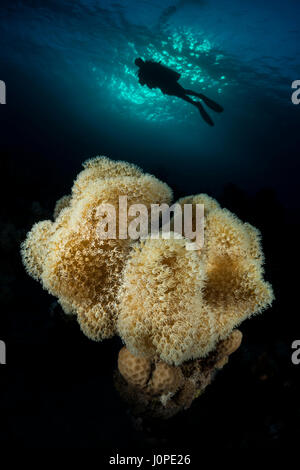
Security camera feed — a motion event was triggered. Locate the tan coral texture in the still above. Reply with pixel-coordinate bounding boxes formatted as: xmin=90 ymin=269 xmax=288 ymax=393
xmin=149 ymin=361 xmax=184 ymax=395
xmin=117 ymin=235 xmax=215 ymax=365
xmin=53 ymin=195 xmax=72 ymax=220
xmin=118 ymin=347 xmax=151 ymax=387
xmin=114 ymin=329 xmax=244 ymax=418
xmin=177 ymin=194 xmax=274 ymax=345
xmin=21 ymin=158 xmax=273 ymax=366
xmin=21 ymin=157 xmax=172 ymax=340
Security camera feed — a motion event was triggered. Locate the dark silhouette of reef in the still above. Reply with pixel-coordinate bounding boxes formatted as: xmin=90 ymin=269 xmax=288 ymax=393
xmin=0 ymin=150 xmax=299 ymax=450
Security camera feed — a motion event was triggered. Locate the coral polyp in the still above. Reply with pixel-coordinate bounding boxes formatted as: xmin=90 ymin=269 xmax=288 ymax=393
xmin=115 ymin=330 xmax=243 ymax=419
xmin=21 ymin=156 xmax=274 ymax=417
xmin=21 ymin=156 xmax=172 ymax=341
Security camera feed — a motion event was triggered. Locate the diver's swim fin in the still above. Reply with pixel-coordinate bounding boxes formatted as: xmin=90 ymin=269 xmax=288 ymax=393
xmin=196 ymin=102 xmax=214 ymax=126
xmin=185 ymin=89 xmax=224 ymax=113
xmin=198 ymin=94 xmax=224 ymax=113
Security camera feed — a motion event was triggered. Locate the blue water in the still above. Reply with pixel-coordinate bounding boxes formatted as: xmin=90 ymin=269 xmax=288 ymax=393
xmin=0 ymin=0 xmax=299 ymax=205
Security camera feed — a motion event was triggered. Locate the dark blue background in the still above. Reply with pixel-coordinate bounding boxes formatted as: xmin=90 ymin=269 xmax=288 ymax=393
xmin=0 ymin=0 xmax=299 ymax=450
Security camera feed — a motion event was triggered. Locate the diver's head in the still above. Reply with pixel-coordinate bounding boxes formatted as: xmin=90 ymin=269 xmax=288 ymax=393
xmin=135 ymin=58 xmax=144 ymax=68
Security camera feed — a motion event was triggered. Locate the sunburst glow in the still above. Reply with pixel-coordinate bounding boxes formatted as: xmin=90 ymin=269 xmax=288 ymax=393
xmin=91 ymin=27 xmax=231 ymax=122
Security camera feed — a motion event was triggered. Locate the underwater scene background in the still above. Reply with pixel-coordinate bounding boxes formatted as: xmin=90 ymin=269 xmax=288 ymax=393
xmin=0 ymin=0 xmax=299 ymax=450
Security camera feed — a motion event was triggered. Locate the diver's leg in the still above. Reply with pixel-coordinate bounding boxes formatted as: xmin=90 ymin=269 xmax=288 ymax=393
xmin=184 ymin=88 xmax=203 ymax=97
xmin=179 ymin=94 xmax=214 ymax=126
xmin=184 ymin=89 xmax=223 ymax=113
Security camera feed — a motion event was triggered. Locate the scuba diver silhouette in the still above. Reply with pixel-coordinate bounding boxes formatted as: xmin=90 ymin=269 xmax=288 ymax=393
xmin=135 ymin=58 xmax=223 ymax=126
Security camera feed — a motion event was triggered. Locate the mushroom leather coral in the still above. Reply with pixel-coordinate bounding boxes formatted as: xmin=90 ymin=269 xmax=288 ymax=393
xmin=117 ymin=235 xmax=215 ymax=365
xmin=21 ymin=157 xmax=274 ymax=365
xmin=115 ymin=330 xmax=244 ymax=419
xmin=21 ymin=157 xmax=172 ymax=340
xmin=177 ymin=194 xmax=274 ymax=342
